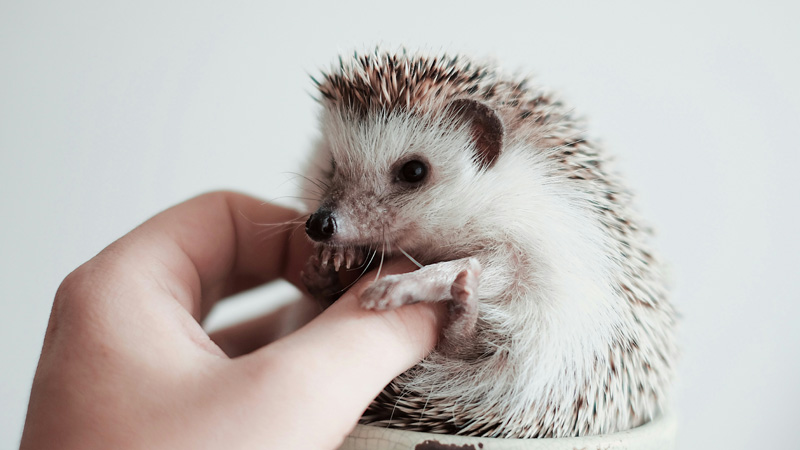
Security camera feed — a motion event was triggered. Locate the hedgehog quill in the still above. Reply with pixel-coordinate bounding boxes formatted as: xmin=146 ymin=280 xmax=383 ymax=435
xmin=299 ymin=49 xmax=677 ymax=438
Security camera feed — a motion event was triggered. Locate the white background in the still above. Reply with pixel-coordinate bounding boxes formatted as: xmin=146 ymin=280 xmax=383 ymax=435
xmin=2 ymin=1 xmax=798 ymax=449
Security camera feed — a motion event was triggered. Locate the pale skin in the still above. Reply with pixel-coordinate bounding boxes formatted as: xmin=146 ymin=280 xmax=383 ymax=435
xmin=20 ymin=192 xmax=442 ymax=450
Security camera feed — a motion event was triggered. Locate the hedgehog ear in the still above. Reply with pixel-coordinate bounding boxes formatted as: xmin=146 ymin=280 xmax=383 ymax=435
xmin=446 ymin=99 xmax=504 ymax=169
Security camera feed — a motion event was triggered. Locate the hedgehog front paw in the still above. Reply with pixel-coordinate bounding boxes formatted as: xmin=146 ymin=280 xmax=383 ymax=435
xmin=301 ymin=251 xmax=341 ymax=302
xmin=439 ymin=259 xmax=482 ymax=359
xmin=302 ymin=245 xmax=371 ymax=303
xmin=447 ymin=259 xmax=481 ymax=326
xmin=360 ymin=274 xmax=418 ymax=310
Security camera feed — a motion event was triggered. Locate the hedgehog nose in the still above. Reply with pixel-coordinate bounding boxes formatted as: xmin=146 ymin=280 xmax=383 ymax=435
xmin=306 ymin=209 xmax=337 ymax=242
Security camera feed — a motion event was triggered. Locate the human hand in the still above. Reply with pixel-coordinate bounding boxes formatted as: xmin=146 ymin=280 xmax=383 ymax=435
xmin=20 ymin=192 xmax=441 ymax=450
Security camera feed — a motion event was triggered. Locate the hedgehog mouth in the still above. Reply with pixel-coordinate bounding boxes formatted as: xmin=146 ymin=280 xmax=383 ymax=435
xmin=315 ymin=243 xmax=369 ymax=272
xmin=316 ymin=239 xmax=421 ymax=272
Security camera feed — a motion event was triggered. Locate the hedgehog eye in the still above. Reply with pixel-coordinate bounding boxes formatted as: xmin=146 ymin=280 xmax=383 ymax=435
xmin=398 ymin=160 xmax=427 ymax=183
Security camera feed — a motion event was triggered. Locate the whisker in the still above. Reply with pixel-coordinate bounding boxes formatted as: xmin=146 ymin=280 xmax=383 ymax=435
xmin=253 ymin=219 xmax=306 ymax=230
xmin=397 ymin=245 xmax=423 ymax=269
xmin=280 ymin=171 xmax=330 ymax=201
xmin=287 ymin=221 xmax=306 ymax=241
xmin=335 ymin=248 xmax=378 ymax=294
xmin=284 ymin=171 xmax=330 ymax=192
xmin=288 ymin=179 xmax=326 ymax=199
xmin=374 ymin=241 xmax=386 ymax=281
xmin=237 ymin=210 xmax=309 ymax=241
xmin=347 ymin=247 xmax=374 ymax=271
xmin=276 ymin=196 xmax=321 ymax=203
xmin=252 ymin=217 xmax=306 ymax=233
xmin=238 ymin=209 xmax=305 ymax=227
xmin=257 ymin=222 xmax=305 ymax=244
xmin=254 ymin=222 xmax=306 ymax=240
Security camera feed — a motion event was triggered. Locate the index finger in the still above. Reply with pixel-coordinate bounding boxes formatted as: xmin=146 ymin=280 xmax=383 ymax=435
xmin=86 ymin=191 xmax=312 ymax=320
xmin=237 ymin=258 xmax=444 ymax=449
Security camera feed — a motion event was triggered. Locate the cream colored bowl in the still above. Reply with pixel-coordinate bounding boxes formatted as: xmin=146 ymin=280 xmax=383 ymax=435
xmin=339 ymin=413 xmax=676 ymax=450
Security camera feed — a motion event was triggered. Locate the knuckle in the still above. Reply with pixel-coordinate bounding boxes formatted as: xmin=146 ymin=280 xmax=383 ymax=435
xmin=54 ymin=263 xmax=97 ymax=312
xmin=52 ymin=258 xmax=121 ymax=335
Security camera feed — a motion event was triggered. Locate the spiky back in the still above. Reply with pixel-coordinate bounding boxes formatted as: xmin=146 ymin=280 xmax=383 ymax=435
xmin=316 ymin=50 xmax=572 ymax=126
xmin=317 ymin=51 xmax=492 ymax=114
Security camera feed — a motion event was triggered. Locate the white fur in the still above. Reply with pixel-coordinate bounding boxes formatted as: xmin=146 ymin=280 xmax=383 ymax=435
xmin=302 ymin=97 xmax=674 ymax=438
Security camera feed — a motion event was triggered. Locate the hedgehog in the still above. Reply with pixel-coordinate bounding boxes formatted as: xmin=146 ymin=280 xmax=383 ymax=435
xmin=298 ymin=49 xmax=677 ymax=438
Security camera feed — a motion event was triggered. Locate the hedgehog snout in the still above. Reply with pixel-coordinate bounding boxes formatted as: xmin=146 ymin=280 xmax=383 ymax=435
xmin=306 ymin=208 xmax=337 ymax=242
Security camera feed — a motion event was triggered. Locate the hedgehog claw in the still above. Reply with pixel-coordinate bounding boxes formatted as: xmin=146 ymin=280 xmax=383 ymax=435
xmin=333 ymin=251 xmax=343 ymax=272
xmin=316 ymin=246 xmax=368 ymax=273
xmin=320 ymin=246 xmax=332 ymax=268
xmin=355 ymin=250 xmax=366 ymax=268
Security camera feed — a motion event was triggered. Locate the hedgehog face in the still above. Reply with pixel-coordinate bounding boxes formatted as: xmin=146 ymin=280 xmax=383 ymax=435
xmin=305 ymin=51 xmax=505 ymax=257
xmin=305 ymin=102 xmax=504 ymax=258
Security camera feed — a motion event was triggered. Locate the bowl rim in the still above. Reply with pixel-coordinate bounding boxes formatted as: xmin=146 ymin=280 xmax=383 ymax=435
xmin=339 ymin=411 xmax=676 ymax=450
